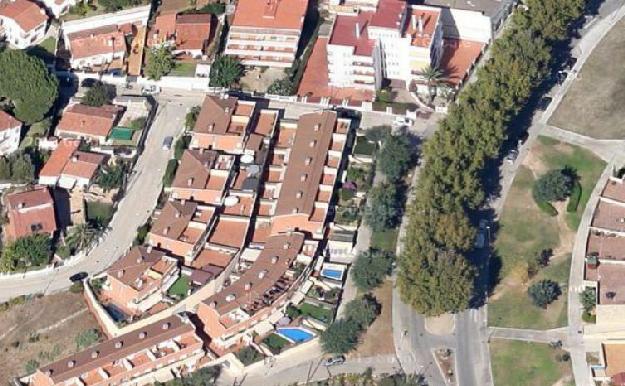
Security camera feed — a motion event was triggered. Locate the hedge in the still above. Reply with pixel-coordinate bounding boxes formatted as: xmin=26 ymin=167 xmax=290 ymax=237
xmin=566 ymin=181 xmax=582 ymax=212
xmin=535 ymin=199 xmax=558 ymax=217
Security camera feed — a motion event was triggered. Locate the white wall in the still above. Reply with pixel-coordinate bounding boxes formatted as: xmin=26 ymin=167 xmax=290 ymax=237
xmin=0 ymin=16 xmax=47 ymax=48
xmin=62 ymin=5 xmax=151 ymax=35
xmin=438 ymin=7 xmax=492 ymax=43
xmin=0 ymin=126 xmax=21 ymax=156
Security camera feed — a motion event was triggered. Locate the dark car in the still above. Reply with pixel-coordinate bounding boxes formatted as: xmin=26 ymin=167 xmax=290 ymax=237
xmin=69 ymin=271 xmax=88 ymax=282
xmin=537 ymin=96 xmax=553 ymax=111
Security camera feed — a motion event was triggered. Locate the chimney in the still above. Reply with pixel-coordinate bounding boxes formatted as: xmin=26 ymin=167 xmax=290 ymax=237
xmin=355 ymin=22 xmax=360 ymax=39
xmin=418 ymin=15 xmax=424 ymax=34
xmin=411 ymin=14 xmax=417 ymax=30
xmin=146 ymin=245 xmax=153 ymax=253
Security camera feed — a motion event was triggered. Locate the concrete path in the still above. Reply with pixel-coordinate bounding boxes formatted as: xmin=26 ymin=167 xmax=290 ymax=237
xmin=489 ymin=327 xmax=568 ymax=345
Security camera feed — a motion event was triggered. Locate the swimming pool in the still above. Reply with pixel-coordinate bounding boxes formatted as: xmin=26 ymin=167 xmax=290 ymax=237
xmin=321 ymin=268 xmax=343 ymax=280
xmin=277 ymin=327 xmax=315 ymax=343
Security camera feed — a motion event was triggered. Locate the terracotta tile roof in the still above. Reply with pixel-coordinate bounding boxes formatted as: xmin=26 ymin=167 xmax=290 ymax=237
xmin=439 ymin=38 xmax=484 ymax=86
xmin=148 ymin=13 xmax=177 ymax=46
xmin=597 ymin=263 xmax=625 ymax=305
xmin=175 ymin=13 xmax=211 ymax=51
xmin=203 ymin=233 xmax=305 ymax=315
xmin=151 ymin=200 xmax=198 ymax=241
xmin=207 ymin=215 xmax=249 ymax=249
xmin=0 ymin=110 xmax=21 ymax=132
xmin=194 ymin=95 xmax=253 ymax=136
xmin=404 ymin=7 xmax=440 ymax=48
xmin=39 ymin=139 xmax=81 ymax=179
xmin=587 ymin=232 xmax=625 ymax=261
xmin=106 ymin=246 xmax=169 ymax=290
xmin=68 ymin=25 xmax=126 ymax=60
xmin=61 ymin=151 xmax=106 ymax=180
xmin=231 ymin=0 xmax=308 ymax=31
xmin=171 ymin=149 xmax=231 ymax=191
xmin=592 ymin=201 xmax=625 ymax=233
xmin=330 ymin=12 xmax=376 ymax=56
xmin=602 ymin=178 xmax=625 ymax=203
xmin=192 ymin=248 xmax=235 ymax=269
xmin=604 ymin=343 xmax=625 ymax=378
xmin=5 ymin=186 xmax=56 ymax=240
xmin=37 ymin=314 xmax=196 ymax=384
xmin=369 ymin=0 xmax=405 ymax=30
xmin=274 ymin=111 xmax=338 ymax=217
xmin=0 ymin=0 xmax=47 ymax=32
xmin=57 ymin=104 xmax=120 ymax=139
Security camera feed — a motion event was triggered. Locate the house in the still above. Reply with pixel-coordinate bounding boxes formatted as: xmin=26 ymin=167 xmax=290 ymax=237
xmin=0 ymin=110 xmax=21 ymax=155
xmin=39 ymin=139 xmax=106 ymax=189
xmin=591 ymin=341 xmax=625 ymax=386
xmin=170 ymin=149 xmax=235 ymax=206
xmin=326 ymin=1 xmax=444 ymax=91
xmin=100 ymin=246 xmax=180 ymax=316
xmin=56 ymin=104 xmax=121 ymax=144
xmin=196 ymin=233 xmax=316 ymax=352
xmin=224 ymin=0 xmax=309 ymax=68
xmin=269 ymin=111 xmax=349 ymax=239
xmin=4 ymin=186 xmax=57 ymax=241
xmin=189 ymin=95 xmax=256 ymax=154
xmin=147 ymin=200 xmax=216 ymax=264
xmin=41 ymin=0 xmax=77 ymax=18
xmin=65 ymin=25 xmax=127 ymax=70
xmin=0 ymin=0 xmax=48 ymax=49
xmin=148 ymin=12 xmax=212 ymax=58
xmin=29 ymin=314 xmax=205 ymax=386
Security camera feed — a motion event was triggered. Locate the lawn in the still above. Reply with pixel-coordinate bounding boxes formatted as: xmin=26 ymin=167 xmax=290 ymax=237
xmin=490 ymin=340 xmax=573 ymax=386
xmin=25 ymin=37 xmax=57 ymax=64
xmin=353 ymin=137 xmax=376 ymax=156
xmin=86 ymin=201 xmax=114 ymax=227
xmin=489 ymin=255 xmax=570 ymax=329
xmin=170 ymin=61 xmax=197 ymax=77
xmin=167 ymin=276 xmax=189 ymax=299
xmin=262 ymin=333 xmax=290 ymax=354
xmin=371 ymin=228 xmax=399 ymax=253
xmin=299 ymin=302 xmax=334 ymax=323
xmin=550 ymin=18 xmax=625 ymax=139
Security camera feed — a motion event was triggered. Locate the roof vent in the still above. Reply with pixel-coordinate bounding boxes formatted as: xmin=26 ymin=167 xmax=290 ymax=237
xmin=146 ymin=245 xmax=153 ymax=253
xmin=244 ymin=282 xmax=252 ymax=290
xmin=305 ymin=157 xmax=312 ymax=165
xmin=300 ymin=174 xmax=307 ymax=182
xmin=161 ymin=322 xmax=170 ymax=330
xmin=209 ymin=301 xmax=217 ymax=308
xmin=67 ymin=360 xmax=75 ymax=368
xmin=224 ymin=107 xmax=230 ymax=114
xmin=283 ymin=242 xmax=290 ymax=250
xmin=225 ymin=294 xmax=235 ymax=302
xmin=46 ymin=370 xmax=53 ymax=376
xmin=314 ymin=123 xmax=321 ymax=131
xmin=163 ymin=226 xmax=170 ymax=235
xmin=114 ymin=341 xmax=123 ymax=349
xmin=139 ymin=331 xmax=146 ymax=339
xmin=91 ymin=351 xmax=99 ymax=359
xmin=309 ymin=140 xmax=317 ymax=148
xmin=296 ymin=191 xmax=303 ymax=198
xmin=271 ymin=256 xmax=279 ymax=264
xmin=117 ymin=270 xmax=124 ymax=278
xmin=258 ymin=270 xmax=267 ymax=279
xmin=187 ymin=177 xmax=194 ymax=186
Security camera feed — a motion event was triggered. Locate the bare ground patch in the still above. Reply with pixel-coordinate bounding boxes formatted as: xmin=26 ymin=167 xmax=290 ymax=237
xmin=350 ymin=280 xmax=395 ymax=358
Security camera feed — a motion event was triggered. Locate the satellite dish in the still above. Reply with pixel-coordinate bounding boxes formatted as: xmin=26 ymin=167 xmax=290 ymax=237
xmin=241 ymin=154 xmax=254 ymax=164
xmin=224 ymin=196 xmax=239 ymax=207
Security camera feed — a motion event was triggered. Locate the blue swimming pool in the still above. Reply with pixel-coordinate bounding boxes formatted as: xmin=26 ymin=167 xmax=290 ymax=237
xmin=321 ymin=268 xmax=343 ymax=280
xmin=277 ymin=327 xmax=315 ymax=343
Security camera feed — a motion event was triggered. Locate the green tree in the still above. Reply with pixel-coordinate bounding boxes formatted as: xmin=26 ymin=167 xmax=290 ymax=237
xmin=365 ymin=125 xmax=390 ymax=144
xmin=235 ymin=346 xmax=263 ymax=366
xmin=419 ymin=65 xmax=444 ymax=99
xmin=96 ymin=161 xmax=126 ymax=192
xmin=351 ymin=249 xmax=394 ymax=292
xmin=185 ymin=105 xmax=200 ymax=129
xmin=579 ymin=287 xmax=596 ymax=313
xmin=75 ymin=328 xmax=100 ymax=349
xmin=398 ymin=250 xmax=474 ymax=316
xmin=378 ymin=134 xmax=413 ymax=182
xmin=198 ymin=2 xmax=225 ymax=14
xmin=66 ymin=223 xmax=100 ymax=253
xmin=24 ymin=359 xmax=40 ymax=375
xmin=1 ymin=234 xmax=52 ymax=272
xmin=320 ymin=319 xmax=359 ymax=354
xmin=0 ymin=50 xmax=58 ymax=123
xmin=344 ymin=295 xmax=380 ymax=329
xmin=0 ymin=156 xmax=10 ymax=180
xmin=209 ymin=56 xmax=243 ymax=88
xmin=533 ymin=169 xmax=573 ymax=203
xmin=364 ymin=183 xmax=401 ymax=232
xmin=145 ymin=46 xmax=175 ymax=80
xmin=82 ymin=82 xmax=114 ymax=107
xmin=174 ymin=135 xmax=191 ymax=160
xmin=267 ymin=77 xmax=294 ymax=96
xmin=10 ymin=153 xmax=35 ymax=183
xmin=528 ymin=279 xmax=561 ymax=308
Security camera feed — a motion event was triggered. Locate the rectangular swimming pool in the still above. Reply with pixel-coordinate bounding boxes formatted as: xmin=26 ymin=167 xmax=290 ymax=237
xmin=321 ymin=268 xmax=343 ymax=280
xmin=276 ymin=327 xmax=315 ymax=343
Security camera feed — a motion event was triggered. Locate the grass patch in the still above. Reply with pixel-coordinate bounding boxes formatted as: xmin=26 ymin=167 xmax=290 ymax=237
xmin=170 ymin=61 xmax=197 ymax=77
xmin=235 ymin=346 xmax=263 ymax=366
xmin=353 ymin=137 xmax=376 ymax=156
xmin=371 ymin=228 xmax=398 ymax=253
xmin=491 ymin=340 xmax=572 ymax=386
xmin=85 ymin=201 xmax=114 ymax=226
xmin=566 ymin=181 xmax=582 ymax=213
xmin=489 ymin=256 xmax=570 ymax=329
xmin=299 ymin=302 xmax=333 ymax=323
xmin=262 ymin=333 xmax=290 ymax=354
xmin=167 ymin=276 xmax=189 ymax=299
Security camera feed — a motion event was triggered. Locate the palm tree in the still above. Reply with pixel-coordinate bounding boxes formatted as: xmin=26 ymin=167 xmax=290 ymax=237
xmin=66 ymin=223 xmax=99 ymax=253
xmin=419 ymin=65 xmax=444 ymax=100
xmin=209 ymin=56 xmax=244 ymax=88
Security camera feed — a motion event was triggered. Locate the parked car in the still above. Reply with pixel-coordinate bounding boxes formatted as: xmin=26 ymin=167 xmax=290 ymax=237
xmin=162 ymin=136 xmax=173 ymax=150
xmin=537 ymin=96 xmax=553 ymax=111
xmin=474 ymin=219 xmax=490 ymax=249
xmin=393 ymin=116 xmax=413 ymax=127
xmin=505 ymin=149 xmax=519 ymax=164
xmin=323 ymin=355 xmax=345 ymax=367
xmin=141 ymin=85 xmax=160 ymax=95
xmin=69 ymin=271 xmax=88 ymax=282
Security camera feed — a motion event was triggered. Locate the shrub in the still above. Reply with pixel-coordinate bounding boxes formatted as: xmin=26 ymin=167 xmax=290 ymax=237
xmin=579 ymin=287 xmax=596 ymax=313
xmin=82 ymin=82 xmax=114 ymax=107
xmin=162 ymin=159 xmax=178 ymax=187
xmin=535 ymin=200 xmax=558 ymax=216
xmin=69 ymin=281 xmax=84 ymax=294
xmin=75 ymin=328 xmax=101 ymax=349
xmin=267 ymin=78 xmax=294 ymax=96
xmin=351 ymin=250 xmax=394 ymax=292
xmin=364 ymin=183 xmax=401 ymax=232
xmin=340 ymin=188 xmax=355 ymax=202
xmin=528 ymin=279 xmax=561 ymax=308
xmin=378 ymin=134 xmax=413 ymax=182
xmin=533 ymin=169 xmax=574 ymax=203
xmin=236 ymin=346 xmax=262 ymax=366
xmin=343 ymin=295 xmax=380 ymax=329
xmin=1 ymin=234 xmax=52 ymax=272
xmin=185 ymin=106 xmax=200 ymax=129
xmin=174 ymin=136 xmax=191 ymax=160
xmin=566 ymin=180 xmax=582 ymax=212
xmin=24 ymin=359 xmax=40 ymax=375
xmin=320 ymin=319 xmax=360 ymax=354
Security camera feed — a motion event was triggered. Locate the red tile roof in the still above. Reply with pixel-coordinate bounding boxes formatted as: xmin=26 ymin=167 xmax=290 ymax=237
xmin=369 ymin=0 xmax=406 ymax=30
xmin=68 ymin=25 xmax=126 ymax=60
xmin=405 ymin=7 xmax=440 ymax=48
xmin=5 ymin=186 xmax=56 ymax=240
xmin=57 ymin=104 xmax=120 ymax=139
xmin=439 ymin=38 xmax=484 ymax=86
xmin=329 ymin=12 xmax=376 ymax=56
xmin=0 ymin=110 xmax=21 ymax=132
xmin=175 ymin=13 xmax=211 ymax=51
xmin=231 ymin=0 xmax=308 ymax=31
xmin=39 ymin=139 xmax=81 ymax=179
xmin=61 ymin=151 xmax=106 ymax=180
xmin=0 ymin=0 xmax=47 ymax=32
xmin=148 ymin=13 xmax=177 ymax=46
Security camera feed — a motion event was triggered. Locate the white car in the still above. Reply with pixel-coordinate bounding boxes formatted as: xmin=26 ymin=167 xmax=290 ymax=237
xmin=141 ymin=85 xmax=161 ymax=95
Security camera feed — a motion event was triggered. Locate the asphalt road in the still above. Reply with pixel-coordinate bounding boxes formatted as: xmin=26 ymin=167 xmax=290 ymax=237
xmin=0 ymin=100 xmax=194 ymax=302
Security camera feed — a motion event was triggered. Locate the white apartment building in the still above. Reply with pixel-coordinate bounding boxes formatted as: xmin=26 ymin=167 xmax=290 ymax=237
xmin=327 ymin=0 xmax=443 ymax=91
xmin=0 ymin=0 xmax=48 ymax=49
xmin=224 ymin=0 xmax=309 ymax=68
xmin=0 ymin=110 xmax=21 ymax=156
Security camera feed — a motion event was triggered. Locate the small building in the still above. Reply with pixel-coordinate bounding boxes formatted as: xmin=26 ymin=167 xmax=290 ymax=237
xmin=56 ymin=104 xmax=122 ymax=145
xmin=0 ymin=0 xmax=48 ymax=49
xmin=0 ymin=110 xmax=21 ymax=155
xmin=4 ymin=185 xmax=57 ymax=241
xmin=100 ymin=246 xmax=180 ymax=316
xmin=39 ymin=139 xmax=106 ymax=189
xmin=65 ymin=25 xmax=127 ymax=70
xmin=28 ymin=314 xmax=205 ymax=386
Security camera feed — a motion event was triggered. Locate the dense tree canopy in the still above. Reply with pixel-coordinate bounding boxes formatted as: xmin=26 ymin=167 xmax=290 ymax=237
xmin=351 ymin=249 xmax=394 ymax=292
xmin=320 ymin=319 xmax=360 ymax=354
xmin=83 ymin=82 xmax=114 ymax=107
xmin=0 ymin=50 xmax=58 ymax=123
xmin=378 ymin=133 xmax=413 ymax=182
xmin=364 ymin=182 xmax=401 ymax=232
xmin=267 ymin=78 xmax=294 ymax=96
xmin=344 ymin=295 xmax=380 ymax=329
xmin=145 ymin=46 xmax=174 ymax=80
xmin=398 ymin=0 xmax=585 ymax=315
xmin=1 ymin=234 xmax=52 ymax=272
xmin=528 ymin=279 xmax=561 ymax=308
xmin=209 ymin=56 xmax=243 ymax=88
xmin=533 ymin=169 xmax=574 ymax=203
